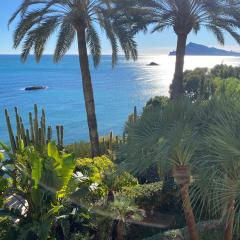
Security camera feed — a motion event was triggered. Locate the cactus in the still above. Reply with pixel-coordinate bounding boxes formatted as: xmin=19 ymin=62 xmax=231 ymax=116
xmin=115 ymin=136 xmax=119 ymax=144
xmin=123 ymin=132 xmax=126 ymax=144
xmin=109 ymin=131 xmax=113 ymax=150
xmin=34 ymin=104 xmax=39 ymax=148
xmin=5 ymin=109 xmax=17 ymax=154
xmin=26 ymin=129 xmax=30 ymax=145
xmin=133 ymin=106 xmax=137 ymax=123
xmin=4 ymin=105 xmax=64 ymax=154
xmin=29 ymin=112 xmax=34 ymax=142
xmin=60 ymin=126 xmax=64 ymax=148
xmin=47 ymin=126 xmax=52 ymax=143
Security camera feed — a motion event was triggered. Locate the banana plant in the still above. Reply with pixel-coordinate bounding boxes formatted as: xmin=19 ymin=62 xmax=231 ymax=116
xmin=0 ymin=141 xmax=75 ymax=240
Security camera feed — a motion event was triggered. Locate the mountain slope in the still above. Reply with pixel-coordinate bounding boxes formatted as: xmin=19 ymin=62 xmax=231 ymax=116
xmin=169 ymin=42 xmax=240 ymax=56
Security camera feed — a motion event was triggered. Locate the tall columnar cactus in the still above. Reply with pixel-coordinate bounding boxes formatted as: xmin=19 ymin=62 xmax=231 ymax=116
xmin=4 ymin=104 xmax=64 ymax=154
xmin=109 ymin=131 xmax=113 ymax=150
xmin=133 ymin=106 xmax=137 ymax=123
xmin=56 ymin=125 xmax=64 ymax=149
xmin=122 ymin=132 xmax=126 ymax=144
xmin=5 ymin=109 xmax=17 ymax=154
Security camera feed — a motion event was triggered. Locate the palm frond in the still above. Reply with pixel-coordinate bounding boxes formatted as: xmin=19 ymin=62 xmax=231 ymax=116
xmin=54 ymin=17 xmax=75 ymax=63
xmin=86 ymin=24 xmax=101 ymax=68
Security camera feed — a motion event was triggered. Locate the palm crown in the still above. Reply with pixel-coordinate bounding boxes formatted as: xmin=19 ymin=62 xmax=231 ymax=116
xmin=149 ymin=0 xmax=240 ymax=43
xmin=9 ymin=0 xmax=137 ymax=66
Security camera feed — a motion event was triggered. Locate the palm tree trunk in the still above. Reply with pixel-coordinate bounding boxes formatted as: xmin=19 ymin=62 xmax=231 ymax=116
xmin=224 ymin=199 xmax=235 ymax=240
xmin=180 ymin=184 xmax=199 ymax=240
xmin=170 ymin=33 xmax=188 ymax=99
xmin=117 ymin=220 xmax=125 ymax=240
xmin=77 ymin=28 xmax=100 ymax=157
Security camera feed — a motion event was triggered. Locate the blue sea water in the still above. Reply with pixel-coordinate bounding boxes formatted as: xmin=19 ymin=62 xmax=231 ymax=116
xmin=0 ymin=54 xmax=240 ymax=144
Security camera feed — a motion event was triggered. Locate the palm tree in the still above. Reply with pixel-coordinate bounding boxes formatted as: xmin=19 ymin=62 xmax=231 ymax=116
xmin=122 ymin=98 xmax=200 ymax=240
xmin=9 ymin=0 xmax=138 ymax=157
xmin=193 ymin=97 xmax=240 ymax=240
xmin=131 ymin=0 xmax=240 ymax=99
xmin=110 ymin=197 xmax=142 ymax=240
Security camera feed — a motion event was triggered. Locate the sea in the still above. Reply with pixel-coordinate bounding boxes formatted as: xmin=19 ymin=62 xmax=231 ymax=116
xmin=0 ymin=55 xmax=240 ymax=144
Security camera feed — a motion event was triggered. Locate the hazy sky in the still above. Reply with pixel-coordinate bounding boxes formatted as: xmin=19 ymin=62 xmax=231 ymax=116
xmin=2 ymin=1 xmax=240 ymax=55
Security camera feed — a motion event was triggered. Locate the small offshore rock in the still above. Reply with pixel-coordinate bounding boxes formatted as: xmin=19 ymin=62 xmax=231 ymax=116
xmin=147 ymin=62 xmax=159 ymax=66
xmin=25 ymin=86 xmax=47 ymax=91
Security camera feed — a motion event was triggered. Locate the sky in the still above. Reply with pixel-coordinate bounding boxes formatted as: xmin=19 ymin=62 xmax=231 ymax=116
xmin=1 ymin=1 xmax=240 ymax=55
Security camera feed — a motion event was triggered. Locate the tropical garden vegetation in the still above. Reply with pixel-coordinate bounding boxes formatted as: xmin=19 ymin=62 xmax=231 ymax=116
xmin=2 ymin=0 xmax=240 ymax=240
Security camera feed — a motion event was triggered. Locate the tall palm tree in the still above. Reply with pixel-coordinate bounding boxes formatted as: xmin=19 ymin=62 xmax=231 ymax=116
xmin=122 ymin=98 xmax=201 ymax=240
xmin=131 ymin=0 xmax=240 ymax=99
xmin=9 ymin=0 xmax=138 ymax=157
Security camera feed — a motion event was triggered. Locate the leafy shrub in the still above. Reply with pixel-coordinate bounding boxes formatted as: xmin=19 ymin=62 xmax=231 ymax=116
xmin=210 ymin=64 xmax=240 ymax=79
xmin=183 ymin=68 xmax=213 ymax=100
xmin=121 ymin=182 xmax=163 ymax=200
xmin=111 ymin=171 xmax=138 ymax=192
xmin=213 ymin=77 xmax=240 ymax=97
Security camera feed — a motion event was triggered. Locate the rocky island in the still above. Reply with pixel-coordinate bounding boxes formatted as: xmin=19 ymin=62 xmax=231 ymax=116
xmin=169 ymin=42 xmax=240 ymax=56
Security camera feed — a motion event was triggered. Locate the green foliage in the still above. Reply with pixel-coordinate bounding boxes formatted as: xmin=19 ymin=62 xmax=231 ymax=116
xmin=121 ymin=181 xmax=163 ymax=212
xmin=0 ymin=141 xmax=76 ymax=239
xmin=183 ymin=68 xmax=213 ymax=101
xmin=0 ymin=178 xmax=9 ymax=207
xmin=183 ymin=65 xmax=240 ymax=100
xmin=69 ymin=156 xmax=114 ymax=202
xmin=210 ymin=64 xmax=240 ymax=79
xmin=214 ymin=77 xmax=240 ymax=97
xmin=143 ymin=96 xmax=170 ymax=113
xmin=0 ymin=217 xmax=18 ymax=240
xmin=112 ymin=172 xmax=138 ymax=192
xmin=121 ymin=182 xmax=163 ymax=200
xmin=76 ymin=156 xmax=114 ymax=182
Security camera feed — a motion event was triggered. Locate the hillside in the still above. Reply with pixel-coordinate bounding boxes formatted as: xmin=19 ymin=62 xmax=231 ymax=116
xmin=169 ymin=42 xmax=240 ymax=56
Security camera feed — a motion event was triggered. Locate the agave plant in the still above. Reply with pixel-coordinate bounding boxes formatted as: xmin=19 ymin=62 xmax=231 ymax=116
xmin=9 ymin=0 xmax=139 ymax=157
xmin=121 ymin=98 xmax=201 ymax=240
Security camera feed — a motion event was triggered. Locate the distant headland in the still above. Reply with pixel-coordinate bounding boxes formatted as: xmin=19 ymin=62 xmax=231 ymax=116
xmin=169 ymin=42 xmax=240 ymax=56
